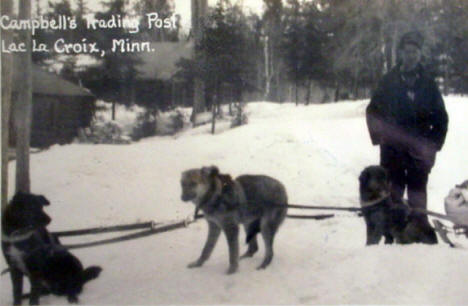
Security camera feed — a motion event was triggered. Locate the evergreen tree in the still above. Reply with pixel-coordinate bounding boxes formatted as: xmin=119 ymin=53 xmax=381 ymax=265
xmin=134 ymin=0 xmax=180 ymax=42
xmin=282 ymin=0 xmax=303 ymax=104
xmin=203 ymin=1 xmax=259 ymax=102
xmin=431 ymin=0 xmax=468 ymax=93
xmin=81 ymin=0 xmax=140 ymax=109
xmin=263 ymin=0 xmax=284 ymax=101
xmin=281 ymin=0 xmax=329 ymax=104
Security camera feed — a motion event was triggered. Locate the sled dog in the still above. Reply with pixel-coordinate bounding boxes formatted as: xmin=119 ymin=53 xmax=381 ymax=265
xmin=359 ymin=165 xmax=436 ymax=245
xmin=180 ymin=166 xmax=288 ymax=274
xmin=2 ymin=192 xmax=102 ymax=305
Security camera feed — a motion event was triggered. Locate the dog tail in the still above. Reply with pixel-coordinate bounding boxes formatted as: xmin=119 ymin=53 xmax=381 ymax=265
xmin=245 ymin=219 xmax=261 ymax=244
xmin=82 ymin=266 xmax=102 ymax=283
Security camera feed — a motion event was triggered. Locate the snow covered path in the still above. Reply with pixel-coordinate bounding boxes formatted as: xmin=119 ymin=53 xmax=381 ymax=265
xmin=2 ymin=97 xmax=467 ymax=304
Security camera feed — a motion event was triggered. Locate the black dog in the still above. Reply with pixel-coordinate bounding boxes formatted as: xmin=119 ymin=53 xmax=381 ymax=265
xmin=359 ymin=166 xmax=436 ymax=245
xmin=2 ymin=192 xmax=102 ymax=305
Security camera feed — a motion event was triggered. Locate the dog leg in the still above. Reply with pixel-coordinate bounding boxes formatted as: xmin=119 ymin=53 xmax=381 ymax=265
xmin=67 ymin=295 xmax=79 ymax=304
xmin=223 ymin=223 xmax=240 ymax=274
xmin=188 ymin=221 xmax=221 ymax=268
xmin=241 ymin=222 xmax=259 ymax=259
xmin=384 ymin=234 xmax=394 ymax=244
xmin=366 ymin=224 xmax=383 ymax=245
xmin=241 ymin=236 xmax=258 ymax=259
xmin=9 ymin=268 xmax=23 ymax=306
xmin=29 ymin=277 xmax=41 ymax=305
xmin=258 ymin=218 xmax=280 ymax=269
xmin=406 ymin=214 xmax=438 ymax=244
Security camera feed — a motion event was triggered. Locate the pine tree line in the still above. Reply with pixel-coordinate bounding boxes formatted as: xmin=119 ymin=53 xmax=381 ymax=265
xmin=186 ymin=0 xmax=468 ymax=108
xmin=28 ymin=0 xmax=468 ymax=110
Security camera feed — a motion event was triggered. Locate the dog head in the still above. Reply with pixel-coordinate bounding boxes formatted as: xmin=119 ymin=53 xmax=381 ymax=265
xmin=180 ymin=166 xmax=224 ymax=204
xmin=2 ymin=192 xmax=52 ymax=235
xmin=359 ymin=166 xmax=391 ymax=204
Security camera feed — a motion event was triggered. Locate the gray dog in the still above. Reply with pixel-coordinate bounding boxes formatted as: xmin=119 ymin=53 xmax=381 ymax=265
xmin=180 ymin=166 xmax=288 ymax=274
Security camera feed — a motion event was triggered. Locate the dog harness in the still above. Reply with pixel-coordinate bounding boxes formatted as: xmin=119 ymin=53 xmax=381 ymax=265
xmin=2 ymin=227 xmax=63 ymax=276
xmin=360 ymin=191 xmax=391 ymax=208
xmin=1 ymin=227 xmax=36 ymax=243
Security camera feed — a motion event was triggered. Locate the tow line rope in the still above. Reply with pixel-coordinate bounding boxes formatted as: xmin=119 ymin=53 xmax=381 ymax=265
xmin=58 ymin=215 xmax=204 ymax=250
xmin=286 ymin=203 xmax=362 ymax=212
xmin=54 ymin=221 xmax=160 ymax=237
xmin=1 ymin=203 xmax=464 ymax=277
xmin=52 ymin=204 xmax=362 ymax=250
xmin=10 ymin=201 xmax=459 ymax=251
xmin=1 ymin=202 xmax=464 ymax=277
xmin=48 ymin=203 xmax=358 ymax=250
xmin=57 ymin=212 xmax=339 ymax=250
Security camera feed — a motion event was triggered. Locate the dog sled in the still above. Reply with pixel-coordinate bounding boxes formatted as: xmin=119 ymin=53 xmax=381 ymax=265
xmin=424 ymin=181 xmax=468 ymax=247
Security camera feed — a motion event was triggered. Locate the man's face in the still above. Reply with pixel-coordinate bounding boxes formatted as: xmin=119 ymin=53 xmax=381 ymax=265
xmin=400 ymin=43 xmax=421 ymax=72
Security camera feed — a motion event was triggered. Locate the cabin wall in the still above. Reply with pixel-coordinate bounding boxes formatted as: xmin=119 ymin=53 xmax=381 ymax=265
xmin=9 ymin=94 xmax=95 ymax=148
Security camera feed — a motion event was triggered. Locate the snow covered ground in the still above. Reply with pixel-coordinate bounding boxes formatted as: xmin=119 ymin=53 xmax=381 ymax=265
xmin=2 ymin=96 xmax=468 ymax=305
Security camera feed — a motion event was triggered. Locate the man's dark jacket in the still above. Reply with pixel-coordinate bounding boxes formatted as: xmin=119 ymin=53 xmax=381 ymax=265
xmin=366 ymin=65 xmax=448 ymax=163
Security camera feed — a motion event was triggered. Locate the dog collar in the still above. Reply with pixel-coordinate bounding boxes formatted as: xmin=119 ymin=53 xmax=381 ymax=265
xmin=2 ymin=228 xmax=36 ymax=243
xmin=360 ymin=192 xmax=391 ymax=208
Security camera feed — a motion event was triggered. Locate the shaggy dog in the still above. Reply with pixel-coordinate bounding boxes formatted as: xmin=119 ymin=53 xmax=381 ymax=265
xmin=2 ymin=192 xmax=102 ymax=305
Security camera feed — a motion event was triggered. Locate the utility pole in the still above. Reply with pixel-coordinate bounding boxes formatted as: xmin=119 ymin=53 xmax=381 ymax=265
xmin=1 ymin=0 xmax=14 ymax=209
xmin=15 ymin=0 xmax=33 ymax=193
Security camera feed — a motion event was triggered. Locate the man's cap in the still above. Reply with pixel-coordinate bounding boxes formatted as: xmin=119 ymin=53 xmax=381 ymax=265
xmin=398 ymin=31 xmax=424 ymax=50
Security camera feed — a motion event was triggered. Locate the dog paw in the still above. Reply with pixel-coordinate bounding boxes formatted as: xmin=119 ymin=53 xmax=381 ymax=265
xmin=240 ymin=253 xmax=254 ymax=260
xmin=257 ymin=256 xmax=272 ymax=270
xmin=257 ymin=262 xmax=270 ymax=270
xmin=226 ymin=266 xmax=238 ymax=275
xmin=187 ymin=261 xmax=203 ymax=268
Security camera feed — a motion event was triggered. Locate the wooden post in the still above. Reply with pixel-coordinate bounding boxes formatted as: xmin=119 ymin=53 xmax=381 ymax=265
xmin=15 ymin=0 xmax=33 ymax=193
xmin=1 ymin=0 xmax=14 ymax=209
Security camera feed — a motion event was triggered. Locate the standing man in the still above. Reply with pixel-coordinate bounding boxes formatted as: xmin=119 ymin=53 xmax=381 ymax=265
xmin=366 ymin=31 xmax=449 ymax=244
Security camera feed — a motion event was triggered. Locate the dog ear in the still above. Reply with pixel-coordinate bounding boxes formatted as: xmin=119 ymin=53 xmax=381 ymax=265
xmin=36 ymin=195 xmax=50 ymax=206
xmin=219 ymin=174 xmax=233 ymax=183
xmin=209 ymin=166 xmax=219 ymax=177
xmin=202 ymin=166 xmax=219 ymax=177
xmin=359 ymin=170 xmax=368 ymax=184
xmin=219 ymin=174 xmax=233 ymax=192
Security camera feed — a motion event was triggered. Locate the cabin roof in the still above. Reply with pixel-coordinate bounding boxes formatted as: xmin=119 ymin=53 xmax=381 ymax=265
xmin=13 ymin=64 xmax=94 ymax=97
